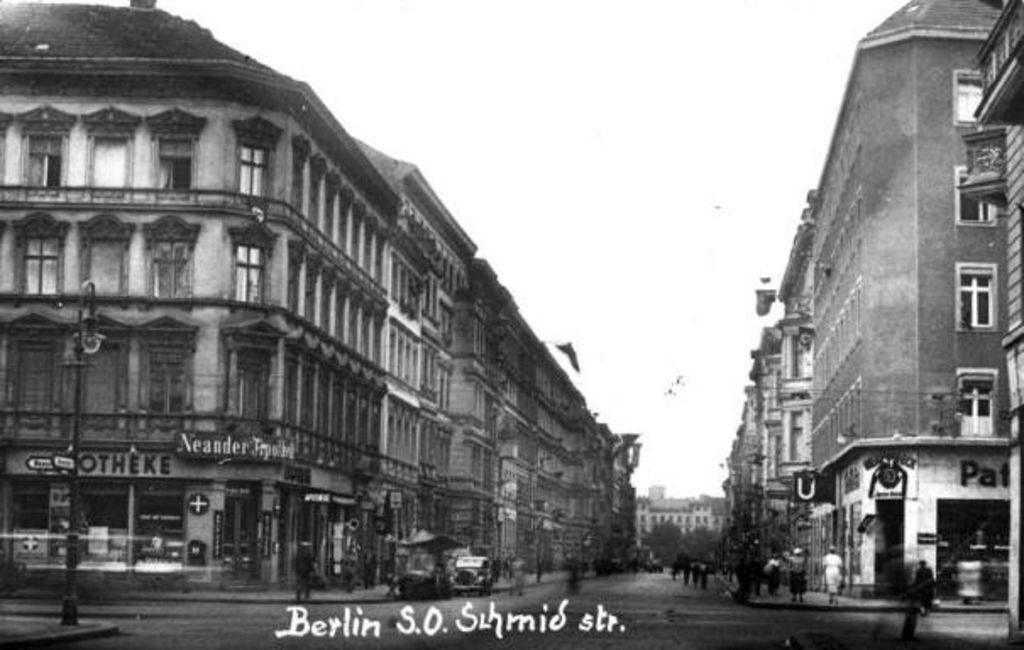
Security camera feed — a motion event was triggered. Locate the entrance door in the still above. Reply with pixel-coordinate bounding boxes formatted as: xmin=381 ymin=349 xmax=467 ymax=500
xmin=223 ymin=483 xmax=259 ymax=580
xmin=873 ymin=499 xmax=905 ymax=595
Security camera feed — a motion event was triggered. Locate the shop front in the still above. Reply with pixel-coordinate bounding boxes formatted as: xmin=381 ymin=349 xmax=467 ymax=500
xmin=1 ymin=433 xmax=358 ymax=589
xmin=822 ymin=440 xmax=1009 ymax=599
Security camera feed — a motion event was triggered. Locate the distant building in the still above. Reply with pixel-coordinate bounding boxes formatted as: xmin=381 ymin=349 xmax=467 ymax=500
xmin=636 ymin=486 xmax=726 ymax=541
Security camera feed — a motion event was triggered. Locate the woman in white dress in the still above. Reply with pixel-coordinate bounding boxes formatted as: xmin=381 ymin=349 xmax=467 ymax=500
xmin=823 ymin=546 xmax=843 ymax=605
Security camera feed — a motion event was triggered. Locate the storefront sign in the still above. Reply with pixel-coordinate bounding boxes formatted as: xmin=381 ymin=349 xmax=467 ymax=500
xmin=212 ymin=510 xmax=224 ymax=559
xmin=187 ymin=493 xmax=210 ymax=516
xmin=177 ymin=432 xmax=296 ymax=463
xmin=78 ymin=453 xmax=173 ymax=477
xmin=960 ymin=460 xmax=1009 ymax=488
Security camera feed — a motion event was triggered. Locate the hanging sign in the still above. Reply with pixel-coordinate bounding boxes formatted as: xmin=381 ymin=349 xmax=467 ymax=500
xmin=793 ymin=471 xmax=835 ymax=503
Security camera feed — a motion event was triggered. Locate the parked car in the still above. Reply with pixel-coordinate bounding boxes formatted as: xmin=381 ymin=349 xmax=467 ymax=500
xmin=395 ymin=548 xmax=451 ymax=600
xmin=451 ymin=556 xmax=493 ymax=596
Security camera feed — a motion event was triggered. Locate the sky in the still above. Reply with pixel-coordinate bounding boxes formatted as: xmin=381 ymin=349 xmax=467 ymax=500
xmin=27 ymin=0 xmax=909 ymax=498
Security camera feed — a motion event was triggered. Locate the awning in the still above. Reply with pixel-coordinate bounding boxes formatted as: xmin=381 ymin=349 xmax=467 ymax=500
xmin=303 ymin=492 xmax=356 ymax=506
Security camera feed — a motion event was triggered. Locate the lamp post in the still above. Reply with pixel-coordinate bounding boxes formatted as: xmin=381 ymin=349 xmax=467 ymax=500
xmin=61 ymin=280 xmax=102 ymax=626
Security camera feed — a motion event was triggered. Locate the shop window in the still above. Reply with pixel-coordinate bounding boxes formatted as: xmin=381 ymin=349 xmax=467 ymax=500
xmin=958 ymin=372 xmax=995 ymax=436
xmin=12 ymin=484 xmax=49 ymax=530
xmin=135 ymin=490 xmax=185 ymax=569
xmin=80 ymin=484 xmax=130 ymax=566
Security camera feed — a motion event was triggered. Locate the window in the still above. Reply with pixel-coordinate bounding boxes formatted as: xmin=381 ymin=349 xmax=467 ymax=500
xmin=24 ymin=237 xmax=61 ymax=294
xmin=81 ymin=215 xmax=133 ymax=296
xmin=955 ymin=72 xmax=983 ymax=123
xmin=956 ymin=167 xmax=994 ymax=224
xmin=85 ymin=344 xmax=127 ymax=414
xmin=158 ymin=139 xmax=193 ymax=189
xmin=145 ymin=216 xmax=200 ymax=299
xmin=958 ymin=264 xmax=995 ymax=329
xmin=148 ymin=349 xmax=187 ymax=414
xmin=91 ymin=137 xmax=129 ymax=187
xmin=235 ymin=245 xmax=264 ymax=303
xmin=237 ymin=351 xmax=270 ymax=419
xmin=27 ymin=136 xmax=63 ymax=187
xmin=153 ymin=242 xmax=191 ymax=298
xmin=958 ymin=372 xmax=995 ymax=436
xmin=14 ymin=341 xmax=61 ymax=411
xmin=239 ymin=146 xmax=268 ymax=196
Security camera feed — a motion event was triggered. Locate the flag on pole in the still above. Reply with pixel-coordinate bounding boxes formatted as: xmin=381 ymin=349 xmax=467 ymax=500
xmin=556 ymin=342 xmax=580 ymax=372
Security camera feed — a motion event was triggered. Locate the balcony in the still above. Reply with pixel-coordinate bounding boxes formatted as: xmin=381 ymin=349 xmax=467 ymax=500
xmin=0 ymin=185 xmax=384 ymax=296
xmin=979 ymin=0 xmax=1024 ymax=124
xmin=960 ymin=127 xmax=1007 ymax=207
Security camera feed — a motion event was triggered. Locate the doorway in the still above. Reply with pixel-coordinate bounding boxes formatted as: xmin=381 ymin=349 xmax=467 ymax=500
xmin=222 ymin=482 xmax=259 ymax=580
xmin=873 ymin=499 xmax=905 ymax=595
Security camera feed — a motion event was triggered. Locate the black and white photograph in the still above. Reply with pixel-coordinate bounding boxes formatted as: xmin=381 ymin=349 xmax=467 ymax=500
xmin=0 ymin=0 xmax=1018 ymax=647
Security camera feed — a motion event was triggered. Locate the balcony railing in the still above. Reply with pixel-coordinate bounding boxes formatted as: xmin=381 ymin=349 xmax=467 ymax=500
xmin=960 ymin=127 xmax=1007 ymax=206
xmin=0 ymin=185 xmax=384 ymax=296
xmin=980 ymin=0 xmax=1024 ymax=124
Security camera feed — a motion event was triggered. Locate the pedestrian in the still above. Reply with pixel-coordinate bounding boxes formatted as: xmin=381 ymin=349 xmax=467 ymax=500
xmin=293 ymin=541 xmax=315 ymax=603
xmin=823 ymin=546 xmax=843 ymax=606
xmin=672 ymin=553 xmax=682 ymax=581
xmin=681 ymin=554 xmax=692 ymax=585
xmin=913 ymin=560 xmax=935 ymax=616
xmin=699 ymin=561 xmax=708 ymax=590
xmin=788 ymin=548 xmax=807 ymax=603
xmin=748 ymin=556 xmax=763 ymax=597
xmin=512 ymin=557 xmax=526 ymax=596
xmin=567 ymin=557 xmax=581 ymax=594
xmin=764 ymin=555 xmax=781 ymax=596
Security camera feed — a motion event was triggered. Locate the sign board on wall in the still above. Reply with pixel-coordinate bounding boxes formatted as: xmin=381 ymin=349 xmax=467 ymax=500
xmin=865 ymin=454 xmax=916 ymax=500
xmin=212 ymin=510 xmax=224 ymax=559
xmin=177 ymin=432 xmax=296 ymax=463
xmin=793 ymin=471 xmax=835 ymax=503
xmin=16 ymin=450 xmax=175 ymax=477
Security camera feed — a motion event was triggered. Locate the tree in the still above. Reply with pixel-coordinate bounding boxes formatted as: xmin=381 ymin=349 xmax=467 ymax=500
xmin=680 ymin=527 xmax=721 ymax=561
xmin=643 ymin=522 xmax=684 ymax=564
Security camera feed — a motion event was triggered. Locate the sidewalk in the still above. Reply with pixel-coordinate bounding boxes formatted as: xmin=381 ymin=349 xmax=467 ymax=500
xmin=0 ymin=617 xmax=119 ymax=649
xmin=0 ymin=570 xmax=573 ymax=647
xmin=717 ymin=575 xmax=1006 ymax=614
xmin=5 ymin=569 xmax=572 ymax=605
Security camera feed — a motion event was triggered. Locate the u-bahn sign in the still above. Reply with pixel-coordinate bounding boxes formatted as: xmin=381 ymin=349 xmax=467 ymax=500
xmin=793 ymin=471 xmax=834 ymax=503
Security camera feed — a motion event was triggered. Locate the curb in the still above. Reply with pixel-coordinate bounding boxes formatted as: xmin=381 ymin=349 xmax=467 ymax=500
xmin=0 ymin=622 xmax=120 ymax=649
xmin=743 ymin=600 xmax=1006 ymax=614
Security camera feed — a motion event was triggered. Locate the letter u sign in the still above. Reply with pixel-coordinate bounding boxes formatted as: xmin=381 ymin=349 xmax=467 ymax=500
xmin=794 ymin=473 xmax=816 ymax=502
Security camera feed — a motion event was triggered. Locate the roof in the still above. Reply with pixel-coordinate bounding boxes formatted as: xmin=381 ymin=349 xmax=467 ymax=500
xmin=356 ymin=141 xmax=417 ymax=194
xmin=0 ymin=3 xmax=270 ymax=70
xmin=865 ymin=0 xmax=1001 ymax=42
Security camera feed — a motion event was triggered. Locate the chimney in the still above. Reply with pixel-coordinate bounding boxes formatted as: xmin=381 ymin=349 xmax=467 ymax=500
xmin=130 ymin=0 xmax=157 ymax=8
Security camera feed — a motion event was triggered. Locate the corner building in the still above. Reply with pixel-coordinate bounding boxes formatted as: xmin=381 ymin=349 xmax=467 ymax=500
xmin=805 ymin=0 xmax=1009 ymax=599
xmin=0 ymin=3 xmax=396 ymax=588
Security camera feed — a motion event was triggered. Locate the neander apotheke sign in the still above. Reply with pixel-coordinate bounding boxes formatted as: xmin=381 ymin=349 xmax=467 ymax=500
xmin=177 ymin=432 xmax=296 ymax=463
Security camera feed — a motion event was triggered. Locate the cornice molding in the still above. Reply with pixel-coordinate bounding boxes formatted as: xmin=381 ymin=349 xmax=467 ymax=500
xmin=233 ymin=115 xmax=283 ymax=148
xmin=17 ymin=105 xmax=76 ymax=134
xmin=146 ymin=107 xmax=207 ymax=136
xmin=81 ymin=106 xmax=142 ymax=134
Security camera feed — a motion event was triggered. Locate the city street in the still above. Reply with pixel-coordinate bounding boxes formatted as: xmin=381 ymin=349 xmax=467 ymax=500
xmin=0 ymin=573 xmax=1006 ymax=649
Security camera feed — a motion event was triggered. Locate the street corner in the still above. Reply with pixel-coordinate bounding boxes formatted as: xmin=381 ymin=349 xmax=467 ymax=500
xmin=0 ymin=617 xmax=120 ymax=649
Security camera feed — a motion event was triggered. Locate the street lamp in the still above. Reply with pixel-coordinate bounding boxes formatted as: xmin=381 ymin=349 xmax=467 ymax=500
xmin=62 ymin=280 xmax=103 ymax=626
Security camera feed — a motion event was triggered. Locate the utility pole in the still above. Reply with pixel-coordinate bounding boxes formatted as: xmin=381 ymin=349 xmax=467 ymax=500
xmin=61 ymin=280 xmax=102 ymax=626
